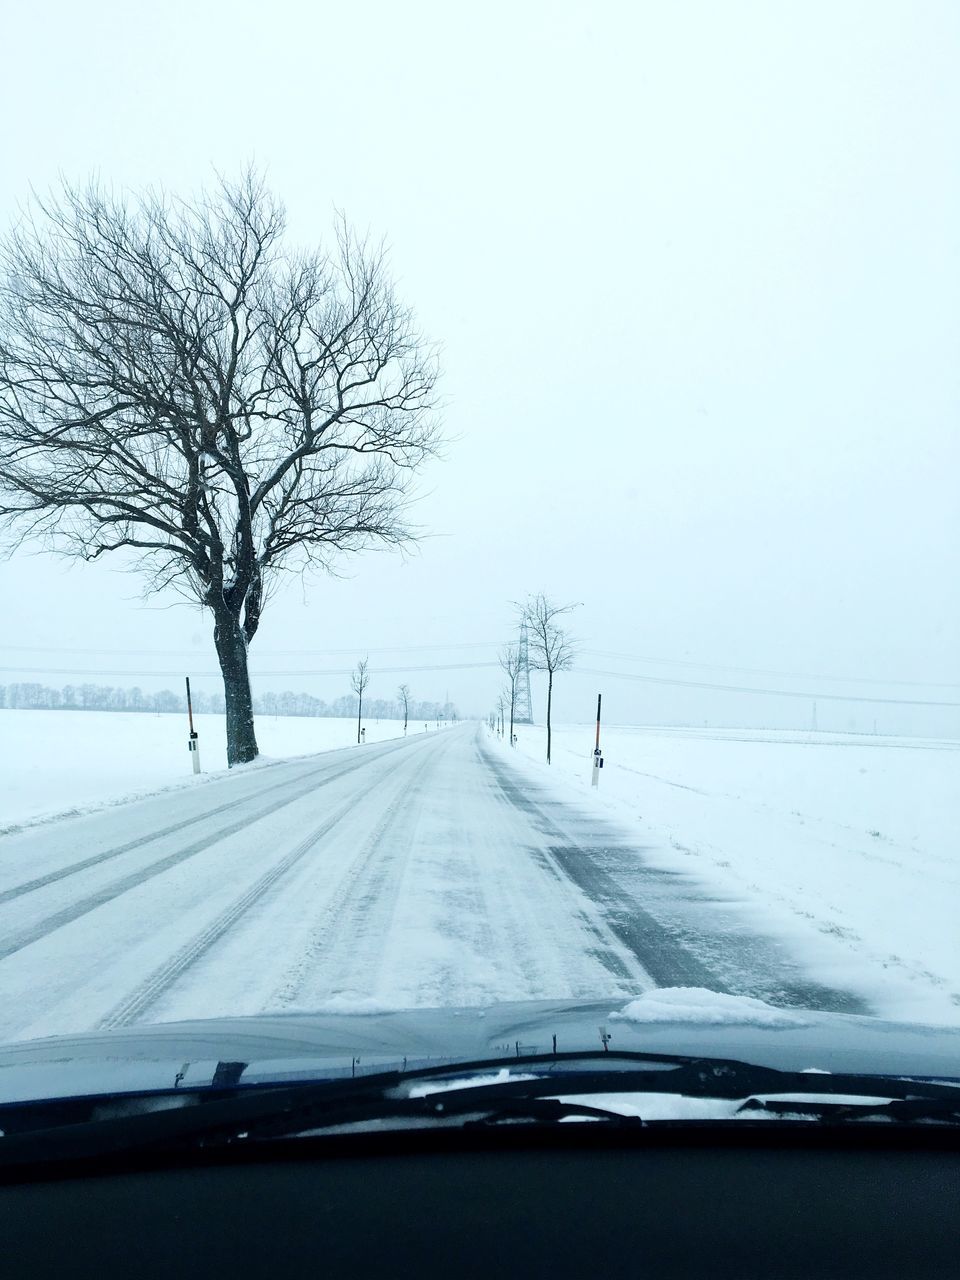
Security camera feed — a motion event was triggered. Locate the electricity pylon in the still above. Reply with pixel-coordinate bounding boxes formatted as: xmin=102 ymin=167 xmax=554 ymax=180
xmin=514 ymin=621 xmax=534 ymax=725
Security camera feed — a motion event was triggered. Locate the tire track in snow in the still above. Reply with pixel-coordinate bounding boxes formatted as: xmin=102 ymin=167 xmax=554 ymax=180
xmin=98 ymin=749 xmax=421 ymax=1028
xmin=480 ymin=740 xmax=717 ymax=990
xmin=462 ymin=740 xmax=646 ymax=1001
xmin=480 ymin=739 xmax=870 ymax=1015
xmin=267 ymin=743 xmax=436 ymax=1010
xmin=0 ymin=738 xmax=425 ymax=962
xmin=0 ymin=736 xmax=415 ymax=907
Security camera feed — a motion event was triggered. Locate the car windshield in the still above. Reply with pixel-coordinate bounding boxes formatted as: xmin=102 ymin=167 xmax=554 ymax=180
xmin=0 ymin=1 xmax=956 ymax=1096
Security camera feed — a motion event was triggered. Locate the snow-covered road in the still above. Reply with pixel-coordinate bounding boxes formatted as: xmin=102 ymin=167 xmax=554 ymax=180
xmin=0 ymin=724 xmax=862 ymax=1044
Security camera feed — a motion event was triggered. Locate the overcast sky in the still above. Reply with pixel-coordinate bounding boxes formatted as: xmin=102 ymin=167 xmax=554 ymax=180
xmin=0 ymin=0 xmax=957 ymax=733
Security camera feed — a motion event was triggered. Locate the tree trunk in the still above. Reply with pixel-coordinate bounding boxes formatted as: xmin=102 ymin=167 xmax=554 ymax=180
xmin=357 ymin=695 xmax=363 ymax=744
xmin=213 ymin=610 xmax=259 ymax=766
xmin=509 ymin=688 xmax=515 ymax=746
xmin=546 ymin=669 xmax=553 ymax=764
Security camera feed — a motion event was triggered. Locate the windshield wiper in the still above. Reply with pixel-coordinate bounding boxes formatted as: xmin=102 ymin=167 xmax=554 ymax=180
xmin=738 ymin=1095 xmax=960 ymax=1125
xmin=2 ymin=1049 xmax=958 ymax=1168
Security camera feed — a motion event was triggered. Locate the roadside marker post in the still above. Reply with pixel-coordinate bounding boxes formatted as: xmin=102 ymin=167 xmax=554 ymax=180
xmin=185 ymin=676 xmax=201 ymax=775
xmin=592 ymin=693 xmax=603 ymax=787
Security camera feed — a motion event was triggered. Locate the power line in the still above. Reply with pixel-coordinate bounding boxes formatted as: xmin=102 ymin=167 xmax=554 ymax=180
xmin=0 ymin=640 xmax=501 ymax=659
xmin=1 ymin=638 xmax=953 ymax=691
xmin=0 ymin=661 xmax=499 ymax=679
xmin=2 ymin=641 xmax=956 ymax=709
xmin=579 ymin=648 xmax=960 ymax=691
xmin=576 ymin=667 xmax=960 ymax=709
xmin=2 ymin=658 xmax=957 ymax=708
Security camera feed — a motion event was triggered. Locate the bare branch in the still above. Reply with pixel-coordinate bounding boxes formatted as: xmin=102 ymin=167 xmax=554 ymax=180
xmin=350 ymin=656 xmax=371 ymax=698
xmin=521 ymin=594 xmax=579 ymax=675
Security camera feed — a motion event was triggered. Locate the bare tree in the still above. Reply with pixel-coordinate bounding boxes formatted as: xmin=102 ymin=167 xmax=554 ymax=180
xmin=397 ymin=682 xmax=410 ymax=734
xmin=498 ymin=644 xmax=523 ymax=746
xmin=0 ymin=173 xmax=440 ymax=765
xmin=522 ymin=593 xmax=578 ymax=764
xmin=351 ymin=657 xmax=370 ymax=744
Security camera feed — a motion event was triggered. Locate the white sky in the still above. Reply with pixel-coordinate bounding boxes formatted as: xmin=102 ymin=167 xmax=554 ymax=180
xmin=0 ymin=0 xmax=957 ymax=732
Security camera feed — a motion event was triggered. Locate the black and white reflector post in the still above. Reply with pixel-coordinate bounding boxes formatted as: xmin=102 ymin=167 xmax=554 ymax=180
xmin=186 ymin=676 xmax=201 ymax=774
xmin=592 ymin=693 xmax=603 ymax=787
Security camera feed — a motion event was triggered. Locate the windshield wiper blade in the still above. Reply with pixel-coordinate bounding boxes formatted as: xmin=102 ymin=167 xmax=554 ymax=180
xmin=293 ymin=1094 xmax=643 ymax=1132
xmin=739 ymin=1096 xmax=960 ymax=1125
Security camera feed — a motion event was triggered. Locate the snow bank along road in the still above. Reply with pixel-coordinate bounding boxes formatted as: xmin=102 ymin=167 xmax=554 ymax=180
xmin=0 ymin=724 xmax=863 ymax=1044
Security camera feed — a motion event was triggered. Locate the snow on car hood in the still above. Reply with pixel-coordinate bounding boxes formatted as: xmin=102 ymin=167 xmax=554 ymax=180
xmin=0 ymin=990 xmax=959 ymax=1105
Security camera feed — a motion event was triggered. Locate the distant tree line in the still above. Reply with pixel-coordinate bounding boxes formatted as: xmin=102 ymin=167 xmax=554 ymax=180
xmin=0 ymin=682 xmax=457 ymax=722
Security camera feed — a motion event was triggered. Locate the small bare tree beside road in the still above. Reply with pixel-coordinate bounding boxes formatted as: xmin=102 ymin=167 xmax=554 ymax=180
xmin=397 ymin=683 xmax=410 ymax=734
xmin=522 ymin=594 xmax=578 ymax=764
xmin=498 ymin=644 xmax=523 ymax=746
xmin=352 ymin=658 xmax=370 ymax=743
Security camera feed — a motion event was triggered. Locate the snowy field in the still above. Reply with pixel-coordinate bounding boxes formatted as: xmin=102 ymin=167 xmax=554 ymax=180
xmin=0 ymin=710 xmax=409 ymax=829
xmin=509 ymin=723 xmax=960 ymax=1025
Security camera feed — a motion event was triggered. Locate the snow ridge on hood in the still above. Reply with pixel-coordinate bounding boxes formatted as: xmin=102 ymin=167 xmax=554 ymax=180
xmin=611 ymin=988 xmax=810 ymax=1028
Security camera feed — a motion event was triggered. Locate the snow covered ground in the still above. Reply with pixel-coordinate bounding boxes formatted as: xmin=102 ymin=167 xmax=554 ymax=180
xmin=508 ymin=723 xmax=960 ymax=1025
xmin=0 ymin=710 xmax=409 ymax=829
xmin=0 ymin=714 xmax=956 ymax=1046
xmin=0 ymin=726 xmax=661 ymax=1043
